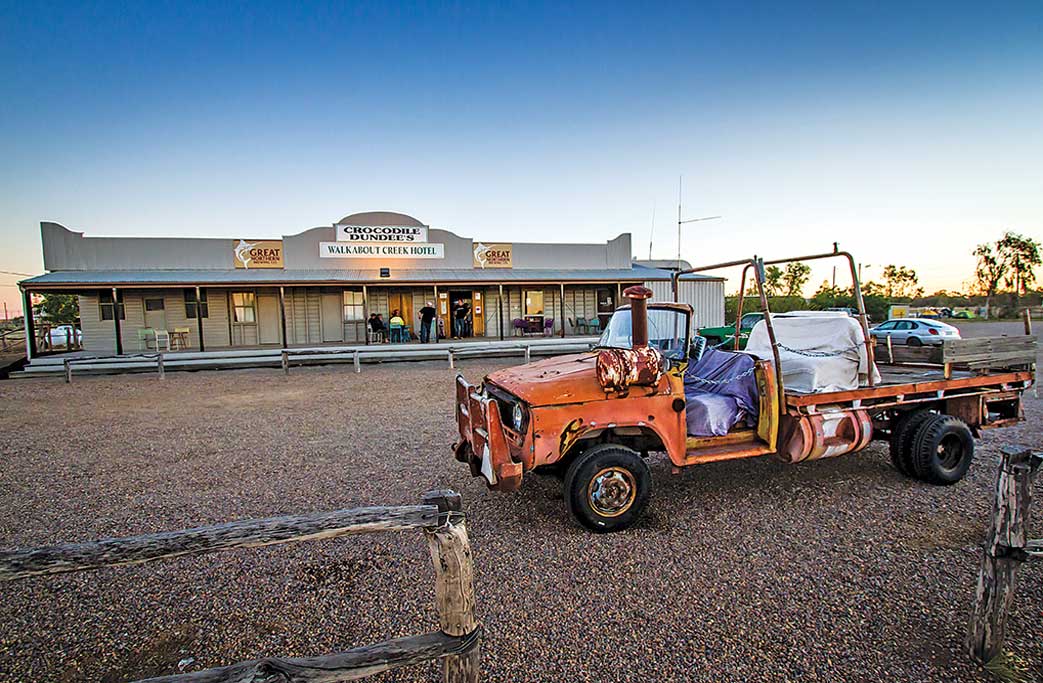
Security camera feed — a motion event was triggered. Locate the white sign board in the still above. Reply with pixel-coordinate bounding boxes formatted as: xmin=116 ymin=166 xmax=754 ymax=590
xmin=335 ymin=224 xmax=429 ymax=243
xmin=320 ymin=242 xmax=445 ymax=259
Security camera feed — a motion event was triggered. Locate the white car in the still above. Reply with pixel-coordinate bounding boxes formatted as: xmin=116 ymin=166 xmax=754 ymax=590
xmin=41 ymin=324 xmax=82 ymax=348
xmin=870 ymin=318 xmax=960 ymax=347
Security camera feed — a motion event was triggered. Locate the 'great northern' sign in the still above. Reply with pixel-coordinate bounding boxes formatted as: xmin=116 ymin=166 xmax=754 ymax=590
xmin=335 ymin=224 xmax=429 ymax=243
xmin=233 ymin=240 xmax=284 ymax=269
xmin=319 ymin=242 xmax=445 ymax=259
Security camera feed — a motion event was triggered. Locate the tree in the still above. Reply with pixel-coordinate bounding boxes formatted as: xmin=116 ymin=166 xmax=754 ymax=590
xmin=881 ymin=265 xmax=922 ymax=299
xmin=972 ymin=243 xmax=1005 ymax=303
xmin=996 ymin=232 xmax=1041 ymax=305
xmin=763 ymin=265 xmax=784 ymax=297
xmin=33 ymin=293 xmax=78 ymax=323
xmin=782 ymin=262 xmax=811 ymax=297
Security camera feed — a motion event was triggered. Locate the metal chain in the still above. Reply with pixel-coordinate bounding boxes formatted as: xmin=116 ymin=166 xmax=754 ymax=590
xmin=775 ymin=342 xmax=865 ymax=358
xmin=686 ymin=365 xmax=757 ymax=386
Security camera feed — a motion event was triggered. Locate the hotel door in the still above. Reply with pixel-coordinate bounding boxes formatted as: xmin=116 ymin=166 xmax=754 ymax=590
xmin=321 ymin=292 xmax=344 ymax=343
xmin=471 ymin=290 xmax=485 ymax=336
xmin=438 ymin=291 xmax=450 ymax=341
xmin=144 ymin=296 xmax=167 ymax=331
xmin=257 ymin=293 xmax=281 ymax=345
xmin=387 ymin=292 xmax=413 ymax=337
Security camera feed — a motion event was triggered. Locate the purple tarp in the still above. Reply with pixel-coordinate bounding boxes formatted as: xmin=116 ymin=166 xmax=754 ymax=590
xmin=683 ymin=347 xmax=760 ymax=437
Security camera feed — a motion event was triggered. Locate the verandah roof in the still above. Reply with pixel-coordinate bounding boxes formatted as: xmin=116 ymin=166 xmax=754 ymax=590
xmin=20 ymin=266 xmax=722 ymax=289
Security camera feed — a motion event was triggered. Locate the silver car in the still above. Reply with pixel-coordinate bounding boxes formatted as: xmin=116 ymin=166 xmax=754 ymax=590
xmin=870 ymin=318 xmax=960 ymax=347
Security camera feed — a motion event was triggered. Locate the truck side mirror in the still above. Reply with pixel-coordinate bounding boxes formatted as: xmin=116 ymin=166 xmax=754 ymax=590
xmin=690 ymin=336 xmax=706 ymax=362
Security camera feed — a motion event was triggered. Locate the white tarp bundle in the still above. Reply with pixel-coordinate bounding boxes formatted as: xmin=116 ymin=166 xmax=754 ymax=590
xmin=745 ymin=311 xmax=880 ymax=393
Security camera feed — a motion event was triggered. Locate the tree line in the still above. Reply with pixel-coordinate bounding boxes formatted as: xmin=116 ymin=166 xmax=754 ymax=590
xmin=734 ymin=232 xmax=1041 ymax=321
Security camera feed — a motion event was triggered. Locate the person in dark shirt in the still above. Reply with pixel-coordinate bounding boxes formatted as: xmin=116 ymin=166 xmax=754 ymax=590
xmin=453 ymin=301 xmax=471 ymax=339
xmin=369 ymin=313 xmax=387 ymax=343
xmin=418 ymin=301 xmax=437 ymax=343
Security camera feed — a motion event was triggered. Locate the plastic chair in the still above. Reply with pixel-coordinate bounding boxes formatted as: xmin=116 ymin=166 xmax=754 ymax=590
xmin=575 ymin=317 xmax=588 ymax=334
xmin=587 ymin=317 xmax=601 ymax=334
xmin=512 ymin=318 xmax=528 ymax=336
xmin=543 ymin=318 xmax=554 ymax=336
xmin=389 ymin=323 xmax=404 ymax=343
xmin=154 ymin=329 xmax=171 ymax=352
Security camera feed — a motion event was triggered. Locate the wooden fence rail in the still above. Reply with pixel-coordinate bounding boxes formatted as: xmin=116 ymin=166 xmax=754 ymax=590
xmin=59 ymin=339 xmax=576 ymax=381
xmin=965 ymin=445 xmax=1042 ymax=663
xmin=0 ymin=490 xmax=479 ymax=683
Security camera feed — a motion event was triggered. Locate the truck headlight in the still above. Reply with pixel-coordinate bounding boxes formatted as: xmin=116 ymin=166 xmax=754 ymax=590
xmin=512 ymin=403 xmax=525 ymax=431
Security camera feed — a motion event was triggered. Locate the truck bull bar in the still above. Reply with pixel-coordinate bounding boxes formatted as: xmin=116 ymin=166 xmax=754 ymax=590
xmin=454 ymin=375 xmax=523 ymax=491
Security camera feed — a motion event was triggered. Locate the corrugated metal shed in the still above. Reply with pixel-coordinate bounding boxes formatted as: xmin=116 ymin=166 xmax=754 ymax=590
xmin=644 ymin=278 xmax=725 ymax=328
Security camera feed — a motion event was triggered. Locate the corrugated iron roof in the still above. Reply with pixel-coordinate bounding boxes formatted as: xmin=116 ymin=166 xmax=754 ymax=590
xmin=20 ymin=264 xmax=722 ymax=287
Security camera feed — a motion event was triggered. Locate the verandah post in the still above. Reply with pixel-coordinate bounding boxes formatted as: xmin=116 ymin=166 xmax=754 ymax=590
xmin=112 ymin=287 xmax=123 ymax=356
xmin=421 ymin=490 xmax=479 ymax=683
xmin=194 ymin=286 xmax=205 ymax=352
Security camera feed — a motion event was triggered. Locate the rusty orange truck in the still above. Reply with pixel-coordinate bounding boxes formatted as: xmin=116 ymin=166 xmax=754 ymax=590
xmin=453 ymin=250 xmax=1036 ymax=532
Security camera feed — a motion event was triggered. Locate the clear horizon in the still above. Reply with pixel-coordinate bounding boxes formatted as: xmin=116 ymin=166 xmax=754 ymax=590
xmin=2 ymin=1 xmax=1041 ymax=316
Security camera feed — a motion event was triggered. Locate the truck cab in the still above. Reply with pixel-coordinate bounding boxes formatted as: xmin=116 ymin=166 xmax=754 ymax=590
xmin=454 ymin=285 xmax=781 ymax=531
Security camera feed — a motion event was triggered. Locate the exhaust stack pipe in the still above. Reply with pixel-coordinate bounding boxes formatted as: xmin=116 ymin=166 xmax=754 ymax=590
xmin=596 ymin=285 xmax=662 ymax=393
xmin=623 ymin=285 xmax=654 ymax=348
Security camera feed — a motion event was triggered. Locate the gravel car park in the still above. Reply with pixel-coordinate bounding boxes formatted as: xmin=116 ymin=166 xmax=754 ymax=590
xmin=0 ymin=321 xmax=1039 ymax=682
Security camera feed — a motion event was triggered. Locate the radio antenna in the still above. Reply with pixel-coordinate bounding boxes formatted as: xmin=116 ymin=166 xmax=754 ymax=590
xmin=647 ymin=204 xmax=656 ymax=260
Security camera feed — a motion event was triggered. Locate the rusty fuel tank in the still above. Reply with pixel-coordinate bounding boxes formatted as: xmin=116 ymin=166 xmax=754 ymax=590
xmin=777 ymin=408 xmax=873 ymax=464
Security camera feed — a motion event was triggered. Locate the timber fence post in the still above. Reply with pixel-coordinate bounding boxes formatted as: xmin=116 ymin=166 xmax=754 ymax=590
xmin=966 ymin=445 xmax=1042 ymax=663
xmin=422 ymin=490 xmax=479 ymax=683
xmin=524 ymin=344 xmax=530 ymax=364
xmin=64 ymin=359 xmax=71 ymax=384
xmin=354 ymin=349 xmax=361 ymax=373
xmin=448 ymin=349 xmax=455 ymax=369
xmin=281 ymin=350 xmax=289 ymax=376
xmin=156 ymin=353 xmax=164 ymax=380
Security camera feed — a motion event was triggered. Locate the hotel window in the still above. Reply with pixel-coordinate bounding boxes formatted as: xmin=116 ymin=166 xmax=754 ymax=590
xmin=183 ymin=288 xmax=209 ymax=319
xmin=524 ymin=290 xmax=544 ymax=316
xmin=232 ymin=292 xmax=256 ymax=323
xmin=343 ymin=290 xmax=364 ymax=321
xmin=99 ymin=291 xmax=125 ymax=321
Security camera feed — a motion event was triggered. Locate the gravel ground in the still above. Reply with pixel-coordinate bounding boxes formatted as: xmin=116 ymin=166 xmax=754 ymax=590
xmin=0 ymin=321 xmax=1040 ymax=682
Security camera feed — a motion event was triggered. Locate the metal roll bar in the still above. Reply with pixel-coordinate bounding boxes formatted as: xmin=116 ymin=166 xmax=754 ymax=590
xmin=734 ymin=245 xmax=876 ymax=386
xmin=672 ymin=257 xmax=786 ymax=398
xmin=671 ymin=245 xmax=878 ymax=402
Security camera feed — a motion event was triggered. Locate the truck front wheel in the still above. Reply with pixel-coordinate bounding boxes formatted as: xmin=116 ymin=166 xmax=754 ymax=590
xmin=563 ymin=444 xmax=651 ymax=533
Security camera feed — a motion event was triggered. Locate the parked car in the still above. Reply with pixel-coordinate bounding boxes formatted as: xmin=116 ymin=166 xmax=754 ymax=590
xmin=870 ymin=318 xmax=960 ymax=346
xmin=697 ymin=311 xmax=764 ymax=349
xmin=41 ymin=324 xmax=82 ymax=348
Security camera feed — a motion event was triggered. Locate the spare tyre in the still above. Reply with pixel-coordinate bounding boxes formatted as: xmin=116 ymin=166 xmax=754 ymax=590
xmin=910 ymin=414 xmax=975 ymax=485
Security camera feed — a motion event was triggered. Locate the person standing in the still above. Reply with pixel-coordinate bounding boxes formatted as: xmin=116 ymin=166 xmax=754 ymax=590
xmin=418 ymin=301 xmax=437 ymax=343
xmin=454 ymin=300 xmax=470 ymax=339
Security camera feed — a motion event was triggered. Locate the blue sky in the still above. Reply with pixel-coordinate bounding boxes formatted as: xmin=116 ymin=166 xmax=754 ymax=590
xmin=1 ymin=1 xmax=1041 ymax=314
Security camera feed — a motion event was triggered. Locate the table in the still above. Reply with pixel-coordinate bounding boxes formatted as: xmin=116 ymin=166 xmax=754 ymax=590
xmin=170 ymin=330 xmax=190 ymax=350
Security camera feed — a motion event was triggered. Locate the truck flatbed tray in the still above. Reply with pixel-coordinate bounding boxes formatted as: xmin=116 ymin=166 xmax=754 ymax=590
xmin=784 ymin=369 xmax=1033 ymax=408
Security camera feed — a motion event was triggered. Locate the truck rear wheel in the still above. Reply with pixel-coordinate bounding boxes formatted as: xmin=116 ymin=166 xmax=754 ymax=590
xmin=889 ymin=410 xmax=934 ymax=477
xmin=563 ymin=444 xmax=650 ymax=533
xmin=911 ymin=414 xmax=975 ymax=485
